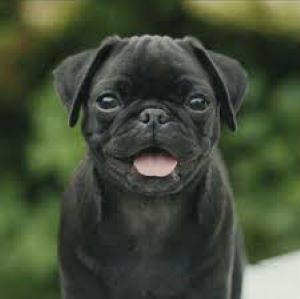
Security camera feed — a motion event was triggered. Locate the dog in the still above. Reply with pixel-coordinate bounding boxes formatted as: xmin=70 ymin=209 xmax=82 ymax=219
xmin=53 ymin=35 xmax=248 ymax=299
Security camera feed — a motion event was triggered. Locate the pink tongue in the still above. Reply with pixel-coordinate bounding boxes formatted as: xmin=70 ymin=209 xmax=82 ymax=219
xmin=133 ymin=153 xmax=178 ymax=177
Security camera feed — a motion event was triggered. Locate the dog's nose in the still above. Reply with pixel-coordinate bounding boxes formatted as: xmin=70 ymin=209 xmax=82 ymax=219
xmin=139 ymin=108 xmax=170 ymax=125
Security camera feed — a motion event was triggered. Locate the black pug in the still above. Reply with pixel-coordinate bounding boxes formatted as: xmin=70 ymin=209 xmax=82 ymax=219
xmin=53 ymin=35 xmax=248 ymax=299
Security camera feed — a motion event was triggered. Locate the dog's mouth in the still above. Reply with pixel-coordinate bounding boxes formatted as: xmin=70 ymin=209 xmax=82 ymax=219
xmin=104 ymin=142 xmax=209 ymax=194
xmin=132 ymin=147 xmax=178 ymax=177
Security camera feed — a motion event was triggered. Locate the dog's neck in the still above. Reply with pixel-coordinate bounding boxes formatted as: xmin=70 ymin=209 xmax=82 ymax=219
xmin=96 ymin=160 xmax=211 ymax=241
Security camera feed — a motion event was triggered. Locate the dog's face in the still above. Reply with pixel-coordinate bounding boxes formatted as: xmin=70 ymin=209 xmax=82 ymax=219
xmin=54 ymin=36 xmax=247 ymax=195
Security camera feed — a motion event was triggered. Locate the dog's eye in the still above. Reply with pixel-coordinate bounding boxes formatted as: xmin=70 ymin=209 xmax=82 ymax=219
xmin=186 ymin=95 xmax=210 ymax=111
xmin=96 ymin=94 xmax=121 ymax=111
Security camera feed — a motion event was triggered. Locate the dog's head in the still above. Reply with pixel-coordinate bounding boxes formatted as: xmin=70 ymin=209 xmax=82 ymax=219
xmin=53 ymin=35 xmax=247 ymax=195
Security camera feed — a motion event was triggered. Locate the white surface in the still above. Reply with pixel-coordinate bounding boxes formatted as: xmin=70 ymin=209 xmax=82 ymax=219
xmin=243 ymin=251 xmax=300 ymax=299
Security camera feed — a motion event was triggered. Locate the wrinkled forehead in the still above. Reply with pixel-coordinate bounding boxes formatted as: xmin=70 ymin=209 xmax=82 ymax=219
xmin=92 ymin=36 xmax=210 ymax=97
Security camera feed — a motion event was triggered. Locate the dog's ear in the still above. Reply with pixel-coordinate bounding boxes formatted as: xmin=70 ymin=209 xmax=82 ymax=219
xmin=181 ymin=37 xmax=248 ymax=131
xmin=53 ymin=36 xmax=121 ymax=127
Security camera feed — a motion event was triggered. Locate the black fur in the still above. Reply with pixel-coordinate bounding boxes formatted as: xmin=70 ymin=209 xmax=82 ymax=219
xmin=53 ymin=35 xmax=248 ymax=299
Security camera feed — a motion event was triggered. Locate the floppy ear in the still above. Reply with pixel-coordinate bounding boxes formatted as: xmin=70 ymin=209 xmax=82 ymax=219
xmin=182 ymin=37 xmax=248 ymax=131
xmin=53 ymin=36 xmax=121 ymax=127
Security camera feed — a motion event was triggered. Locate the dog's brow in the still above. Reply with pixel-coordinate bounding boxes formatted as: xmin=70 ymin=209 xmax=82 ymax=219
xmin=92 ymin=77 xmax=132 ymax=93
xmin=175 ymin=76 xmax=212 ymax=95
xmin=176 ymin=75 xmax=208 ymax=86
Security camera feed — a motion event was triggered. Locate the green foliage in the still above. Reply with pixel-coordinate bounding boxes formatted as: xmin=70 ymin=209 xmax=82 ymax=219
xmin=27 ymin=79 xmax=84 ymax=183
xmin=221 ymin=75 xmax=300 ymax=261
xmin=0 ymin=179 xmax=60 ymax=299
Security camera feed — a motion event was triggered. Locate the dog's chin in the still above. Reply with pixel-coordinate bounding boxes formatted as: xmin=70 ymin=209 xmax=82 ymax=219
xmin=104 ymin=146 xmax=204 ymax=196
xmin=126 ymin=167 xmax=182 ymax=195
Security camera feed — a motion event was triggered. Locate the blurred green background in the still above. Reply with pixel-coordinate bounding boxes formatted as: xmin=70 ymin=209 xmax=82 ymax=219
xmin=0 ymin=1 xmax=300 ymax=298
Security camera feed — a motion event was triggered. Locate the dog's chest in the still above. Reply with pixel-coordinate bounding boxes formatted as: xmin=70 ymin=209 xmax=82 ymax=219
xmin=92 ymin=198 xmax=200 ymax=297
xmin=94 ymin=232 xmax=194 ymax=298
xmin=120 ymin=199 xmax=179 ymax=238
xmin=105 ymin=254 xmax=191 ymax=298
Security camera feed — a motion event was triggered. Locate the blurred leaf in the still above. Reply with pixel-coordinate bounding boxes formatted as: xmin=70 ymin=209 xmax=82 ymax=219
xmin=20 ymin=0 xmax=84 ymax=37
xmin=27 ymin=79 xmax=84 ymax=182
xmin=184 ymin=0 xmax=300 ymax=39
xmin=0 ymin=180 xmax=59 ymax=299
